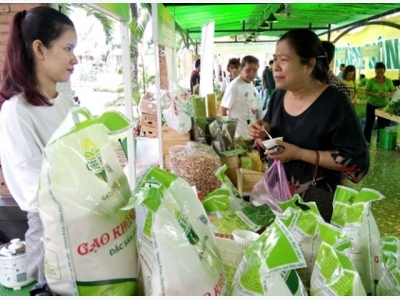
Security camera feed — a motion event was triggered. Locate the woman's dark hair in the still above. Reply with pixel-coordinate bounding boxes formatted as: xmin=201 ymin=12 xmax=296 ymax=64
xmin=278 ymin=29 xmax=329 ymax=84
xmin=360 ymin=74 xmax=366 ymax=79
xmin=342 ymin=65 xmax=356 ymax=81
xmin=375 ymin=62 xmax=386 ymax=71
xmin=227 ymin=58 xmax=240 ymax=71
xmin=240 ymin=55 xmax=259 ymax=68
xmin=0 ymin=6 xmax=75 ymax=108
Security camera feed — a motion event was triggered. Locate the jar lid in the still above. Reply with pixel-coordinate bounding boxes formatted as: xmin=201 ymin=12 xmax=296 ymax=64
xmin=0 ymin=239 xmax=26 ymax=257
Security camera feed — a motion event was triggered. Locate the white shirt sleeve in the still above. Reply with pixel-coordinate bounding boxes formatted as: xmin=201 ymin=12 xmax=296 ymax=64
xmin=0 ymin=104 xmax=42 ymax=212
xmin=220 ymin=77 xmax=229 ymax=92
xmin=220 ymin=79 xmax=237 ymax=110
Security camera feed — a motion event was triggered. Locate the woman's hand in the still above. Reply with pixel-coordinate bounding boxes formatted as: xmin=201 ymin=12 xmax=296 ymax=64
xmin=265 ymin=139 xmax=302 ymax=163
xmin=248 ymin=119 xmax=270 ymax=140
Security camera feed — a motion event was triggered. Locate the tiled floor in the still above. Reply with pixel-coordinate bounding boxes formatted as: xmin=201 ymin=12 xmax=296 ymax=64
xmin=346 ymin=129 xmax=400 ymax=238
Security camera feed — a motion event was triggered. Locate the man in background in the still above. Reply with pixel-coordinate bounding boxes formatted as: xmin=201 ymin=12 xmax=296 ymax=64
xmin=190 ymin=58 xmax=201 ymax=95
xmin=321 ymin=41 xmax=351 ymax=100
xmin=261 ymin=60 xmax=275 ymax=110
xmin=218 ymin=55 xmax=259 ymax=138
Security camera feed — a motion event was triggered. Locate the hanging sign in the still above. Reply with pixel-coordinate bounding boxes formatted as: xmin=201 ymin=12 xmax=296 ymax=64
xmin=156 ymin=3 xmax=175 ymax=49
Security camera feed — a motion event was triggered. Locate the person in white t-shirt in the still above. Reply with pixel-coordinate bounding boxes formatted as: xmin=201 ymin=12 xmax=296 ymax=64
xmin=0 ymin=7 xmax=78 ymax=283
xmin=218 ymin=55 xmax=260 ymax=138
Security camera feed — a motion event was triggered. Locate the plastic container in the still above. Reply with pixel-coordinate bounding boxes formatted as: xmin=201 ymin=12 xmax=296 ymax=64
xmin=261 ymin=137 xmax=284 ymax=150
xmin=232 ymin=229 xmax=260 ymax=247
xmin=0 ymin=238 xmax=35 ymax=290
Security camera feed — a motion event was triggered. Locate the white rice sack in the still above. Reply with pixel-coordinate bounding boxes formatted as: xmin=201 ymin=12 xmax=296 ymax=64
xmin=39 ymin=108 xmax=138 ymax=296
xmin=124 ymin=167 xmax=226 ymax=296
xmin=231 ymin=216 xmax=307 ymax=296
xmin=331 ymin=186 xmax=384 ymax=295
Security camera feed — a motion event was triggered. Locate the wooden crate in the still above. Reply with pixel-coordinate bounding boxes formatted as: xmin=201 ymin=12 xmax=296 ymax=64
xmin=219 ymin=155 xmax=239 ymax=169
xmin=162 ymin=125 xmax=190 ymax=155
xmin=236 ymin=168 xmax=264 ymax=196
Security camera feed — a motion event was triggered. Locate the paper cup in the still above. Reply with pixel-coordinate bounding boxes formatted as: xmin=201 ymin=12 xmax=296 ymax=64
xmin=261 ymin=137 xmax=283 ymax=150
xmin=232 ymin=229 xmax=260 ymax=247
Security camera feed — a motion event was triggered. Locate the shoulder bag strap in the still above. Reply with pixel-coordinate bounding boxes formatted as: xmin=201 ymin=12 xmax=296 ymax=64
xmin=312 ymin=150 xmax=320 ymax=186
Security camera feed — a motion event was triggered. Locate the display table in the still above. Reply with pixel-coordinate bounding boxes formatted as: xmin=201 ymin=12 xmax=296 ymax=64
xmin=375 ymin=109 xmax=400 ymax=144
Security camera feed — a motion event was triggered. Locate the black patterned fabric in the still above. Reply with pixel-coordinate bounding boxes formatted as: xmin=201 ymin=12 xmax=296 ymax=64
xmin=263 ymin=87 xmax=369 ymax=193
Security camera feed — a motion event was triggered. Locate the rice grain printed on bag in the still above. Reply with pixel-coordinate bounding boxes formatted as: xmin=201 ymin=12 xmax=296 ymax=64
xmin=39 ymin=108 xmax=138 ymax=296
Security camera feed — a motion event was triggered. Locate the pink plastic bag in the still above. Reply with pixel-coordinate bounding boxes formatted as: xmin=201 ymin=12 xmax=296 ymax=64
xmin=250 ymin=159 xmax=293 ymax=213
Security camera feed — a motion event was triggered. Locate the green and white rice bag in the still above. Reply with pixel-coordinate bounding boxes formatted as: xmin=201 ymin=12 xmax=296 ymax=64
xmin=331 ymin=186 xmax=384 ymax=295
xmin=310 ymin=221 xmax=367 ymax=296
xmin=123 ymin=167 xmax=226 ymax=296
xmin=39 ymin=108 xmax=137 ymax=296
xmin=376 ymin=236 xmax=400 ymax=296
xmin=202 ymin=164 xmax=248 ymax=213
xmin=278 ymin=196 xmax=322 ymax=291
xmin=231 ymin=215 xmax=307 ymax=296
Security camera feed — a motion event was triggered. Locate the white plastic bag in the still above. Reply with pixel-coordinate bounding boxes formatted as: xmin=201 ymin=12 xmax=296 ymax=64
xmin=39 ymin=108 xmax=138 ymax=296
xmin=160 ymin=88 xmax=193 ymax=134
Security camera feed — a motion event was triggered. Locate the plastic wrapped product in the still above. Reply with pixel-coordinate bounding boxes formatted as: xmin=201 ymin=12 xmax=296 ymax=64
xmin=123 ymin=167 xmax=227 ymax=296
xmin=169 ymin=142 xmax=222 ymax=197
xmin=278 ymin=198 xmax=322 ymax=292
xmin=331 ymin=186 xmax=384 ymax=295
xmin=231 ymin=215 xmax=307 ymax=296
xmin=39 ymin=108 xmax=138 ymax=296
xmin=310 ymin=221 xmax=367 ymax=296
xmin=376 ymin=236 xmax=400 ymax=296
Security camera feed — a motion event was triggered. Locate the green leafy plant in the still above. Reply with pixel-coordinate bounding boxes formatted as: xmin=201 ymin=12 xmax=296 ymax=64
xmin=382 ymin=100 xmax=400 ymax=117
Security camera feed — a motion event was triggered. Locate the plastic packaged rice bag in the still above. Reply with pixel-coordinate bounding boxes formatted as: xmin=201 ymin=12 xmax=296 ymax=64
xmin=215 ymin=237 xmax=247 ymax=296
xmin=310 ymin=221 xmax=367 ymax=296
xmin=277 ymin=196 xmax=322 ymax=292
xmin=331 ymin=186 xmax=384 ymax=295
xmin=201 ymin=164 xmax=247 ymax=213
xmin=376 ymin=236 xmax=400 ymax=296
xmin=231 ymin=215 xmax=307 ymax=296
xmin=123 ymin=167 xmax=226 ymax=296
xmin=39 ymin=108 xmax=137 ymax=296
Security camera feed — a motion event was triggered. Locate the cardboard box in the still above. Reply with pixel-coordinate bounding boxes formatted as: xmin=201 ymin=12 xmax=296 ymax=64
xmin=139 ymin=99 xmax=157 ymax=115
xmin=140 ymin=126 xmax=158 ymax=138
xmin=140 ymin=114 xmax=158 ymax=128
